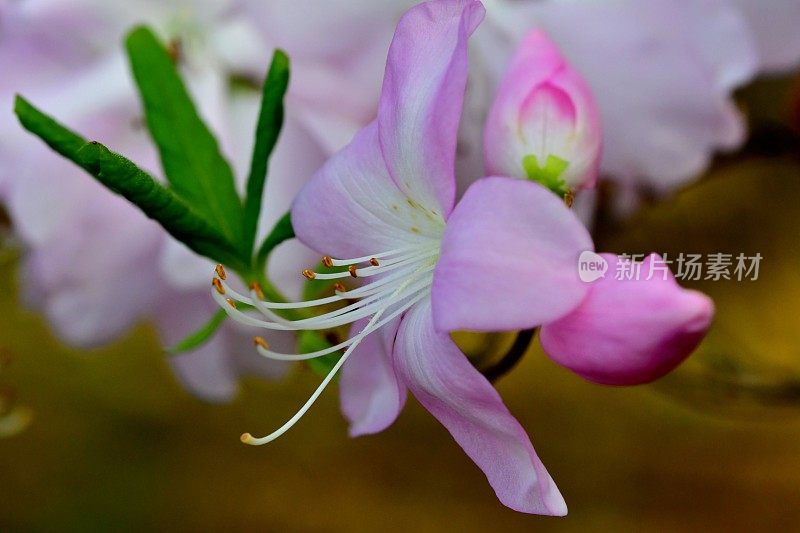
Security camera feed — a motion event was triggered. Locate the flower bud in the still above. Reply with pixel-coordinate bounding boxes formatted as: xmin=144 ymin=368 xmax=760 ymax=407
xmin=539 ymin=254 xmax=714 ymax=386
xmin=484 ymin=30 xmax=601 ymax=195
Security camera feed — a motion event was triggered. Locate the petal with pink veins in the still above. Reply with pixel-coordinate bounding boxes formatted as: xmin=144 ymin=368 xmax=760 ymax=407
xmin=392 ymin=300 xmax=567 ymax=515
xmin=378 ymin=0 xmax=485 ymax=216
xmin=291 ymin=123 xmax=446 ymax=260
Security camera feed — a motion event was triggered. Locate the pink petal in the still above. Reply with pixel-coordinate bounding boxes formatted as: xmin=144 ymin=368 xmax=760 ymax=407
xmin=292 ymin=123 xmax=446 ymax=259
xmin=484 ymin=30 xmax=601 ymax=191
xmin=392 ymin=300 xmax=567 ymax=515
xmin=378 ymin=0 xmax=485 ymax=217
xmin=432 ymin=177 xmax=592 ymax=333
xmin=540 ymin=254 xmax=715 ymax=386
xmin=340 ymin=317 xmax=406 ymax=437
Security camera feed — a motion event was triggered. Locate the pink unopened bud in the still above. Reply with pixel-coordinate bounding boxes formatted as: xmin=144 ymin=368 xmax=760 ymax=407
xmin=484 ymin=30 xmax=602 ymax=195
xmin=540 ymin=254 xmax=714 ymax=386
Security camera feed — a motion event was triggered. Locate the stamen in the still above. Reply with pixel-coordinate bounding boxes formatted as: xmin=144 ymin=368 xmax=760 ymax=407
xmin=212 ymin=278 xmax=225 ymax=295
xmin=369 ymin=258 xmax=380 ymax=267
xmin=254 ymin=290 xmax=428 ymax=360
xmin=333 ymin=282 xmax=347 ymax=293
xmin=326 ymin=245 xmax=421 ymax=267
xmin=253 ymin=336 xmax=269 ymax=349
xmin=302 ymin=269 xmax=316 ymax=280
xmin=212 ymin=289 xmax=292 ymax=329
xmin=215 ymin=264 xmax=227 ymax=280
xmin=240 ymin=279 xmax=415 ymax=446
xmin=309 ymin=247 xmax=437 ymax=280
xmin=322 ymin=256 xmax=334 ymax=268
xmin=226 ymin=298 xmax=237 ymax=309
xmin=249 ymin=282 xmax=265 ymax=300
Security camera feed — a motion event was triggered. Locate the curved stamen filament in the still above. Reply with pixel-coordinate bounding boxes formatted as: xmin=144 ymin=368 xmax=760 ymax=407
xmin=249 ymin=274 xmax=432 ymax=330
xmin=325 ymin=244 xmax=433 ymax=267
xmin=254 ymin=290 xmax=428 ymax=361
xmin=310 ymin=247 xmax=437 ymax=280
xmin=241 ymin=278 xmax=417 ymax=446
xmin=212 ymin=268 xmax=432 ymax=332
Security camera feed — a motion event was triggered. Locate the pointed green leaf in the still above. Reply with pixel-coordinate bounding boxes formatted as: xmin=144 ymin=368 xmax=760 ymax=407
xmin=76 ymin=142 xmax=247 ymax=271
xmin=14 ymin=96 xmax=246 ymax=271
xmin=242 ymin=50 xmax=290 ymax=254
xmin=125 ymin=26 xmax=243 ymax=244
xmin=14 ymin=95 xmax=91 ymax=172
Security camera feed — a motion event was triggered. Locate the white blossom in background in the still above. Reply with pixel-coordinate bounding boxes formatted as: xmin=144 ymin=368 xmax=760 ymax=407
xmin=0 ymin=0 xmax=399 ymax=400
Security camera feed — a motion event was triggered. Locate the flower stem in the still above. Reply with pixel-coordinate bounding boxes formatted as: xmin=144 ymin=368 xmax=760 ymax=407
xmin=481 ymin=328 xmax=537 ymax=382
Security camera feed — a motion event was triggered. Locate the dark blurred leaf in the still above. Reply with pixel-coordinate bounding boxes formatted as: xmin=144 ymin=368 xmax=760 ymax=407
xmin=242 ymin=50 xmax=290 ymax=255
xmin=125 ymin=26 xmax=243 ymax=245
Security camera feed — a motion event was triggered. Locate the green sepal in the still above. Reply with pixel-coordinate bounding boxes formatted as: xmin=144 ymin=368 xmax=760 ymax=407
xmin=523 ymin=154 xmax=570 ymax=197
xmin=166 ymin=309 xmax=227 ymax=354
xmin=254 ymin=211 xmax=295 ymax=274
xmin=298 ymin=331 xmax=341 ymax=377
xmin=125 ymin=26 xmax=244 ymax=245
xmin=242 ymin=50 xmax=290 ymax=256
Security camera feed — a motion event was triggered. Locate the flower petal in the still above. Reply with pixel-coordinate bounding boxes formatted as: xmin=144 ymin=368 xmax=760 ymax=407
xmin=292 ymin=123 xmax=445 ymax=259
xmin=378 ymin=0 xmax=485 ymax=217
xmin=393 ymin=300 xmax=567 ymax=515
xmin=432 ymin=177 xmax=592 ymax=333
xmin=340 ymin=317 xmax=406 ymax=437
xmin=540 ymin=254 xmax=715 ymax=386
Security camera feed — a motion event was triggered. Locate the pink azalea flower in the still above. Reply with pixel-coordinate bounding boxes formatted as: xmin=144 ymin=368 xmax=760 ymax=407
xmin=214 ymin=0 xmax=714 ymax=513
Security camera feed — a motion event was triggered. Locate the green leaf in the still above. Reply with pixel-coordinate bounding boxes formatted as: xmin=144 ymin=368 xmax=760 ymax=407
xmin=166 ymin=309 xmax=227 ymax=354
xmin=254 ymin=211 xmax=295 ymax=274
xmin=15 ymin=95 xmax=246 ymax=271
xmin=242 ymin=50 xmax=290 ymax=255
xmin=77 ymin=142 xmax=247 ymax=271
xmin=14 ymin=95 xmax=91 ymax=173
xmin=125 ymin=26 xmax=243 ymax=244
